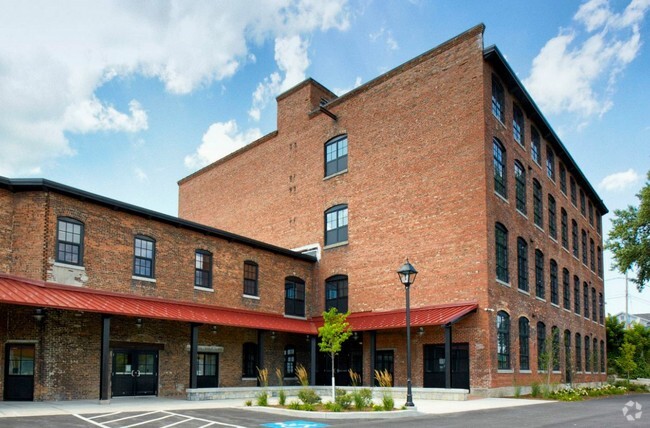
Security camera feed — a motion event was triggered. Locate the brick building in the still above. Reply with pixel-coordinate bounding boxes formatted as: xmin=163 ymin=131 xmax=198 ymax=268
xmin=178 ymin=24 xmax=608 ymax=394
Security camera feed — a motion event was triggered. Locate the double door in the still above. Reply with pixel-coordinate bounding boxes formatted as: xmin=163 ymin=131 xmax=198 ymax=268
xmin=112 ymin=349 xmax=158 ymax=397
xmin=423 ymin=343 xmax=470 ymax=389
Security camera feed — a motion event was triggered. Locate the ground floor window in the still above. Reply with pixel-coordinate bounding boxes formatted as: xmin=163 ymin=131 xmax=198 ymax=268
xmin=197 ymin=352 xmax=218 ymax=388
xmin=375 ymin=350 xmax=394 ymax=386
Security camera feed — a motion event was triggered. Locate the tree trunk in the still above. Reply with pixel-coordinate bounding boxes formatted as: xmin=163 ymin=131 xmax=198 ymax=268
xmin=331 ymin=352 xmax=336 ymax=401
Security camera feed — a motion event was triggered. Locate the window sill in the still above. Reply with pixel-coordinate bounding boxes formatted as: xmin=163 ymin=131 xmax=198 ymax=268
xmin=552 ymin=371 xmax=561 ymax=374
xmin=496 ymin=279 xmax=511 ymax=288
xmin=551 ymin=303 xmax=560 ymax=308
xmin=563 ymin=308 xmax=571 ymax=313
xmin=323 ymin=169 xmax=348 ymax=181
xmin=242 ymin=377 xmax=257 ymax=381
xmin=497 ymin=369 xmax=514 ymax=374
xmin=516 ymin=209 xmax=528 ymax=219
xmin=535 ymin=296 xmax=546 ymax=302
xmin=194 ymin=286 xmax=214 ymax=292
xmin=534 ymin=224 xmax=544 ymax=233
xmin=494 ymin=191 xmax=509 ymax=204
xmin=517 ymin=288 xmax=530 ymax=296
xmin=549 ymin=236 xmax=558 ymax=244
xmin=53 ymin=261 xmax=85 ymax=270
xmin=324 ymin=241 xmax=348 ymax=250
xmin=132 ymin=275 xmax=156 ymax=283
xmin=519 ymin=370 xmax=532 ymax=374
xmin=284 ymin=314 xmax=307 ymax=320
xmin=243 ymin=294 xmax=260 ymax=300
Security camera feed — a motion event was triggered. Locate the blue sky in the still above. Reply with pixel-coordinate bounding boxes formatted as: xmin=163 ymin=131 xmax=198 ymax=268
xmin=1 ymin=0 xmax=648 ymax=316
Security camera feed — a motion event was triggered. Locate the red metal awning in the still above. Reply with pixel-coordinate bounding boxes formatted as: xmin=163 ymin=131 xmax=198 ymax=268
xmin=0 ymin=274 xmax=316 ymax=334
xmin=0 ymin=273 xmax=478 ymax=334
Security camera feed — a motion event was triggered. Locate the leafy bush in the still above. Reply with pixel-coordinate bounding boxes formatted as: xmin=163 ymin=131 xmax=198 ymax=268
xmin=288 ymin=400 xmax=302 ymax=410
xmin=547 ymin=384 xmax=629 ymax=401
xmin=325 ymin=402 xmax=343 ymax=412
xmin=298 ymin=388 xmax=322 ymax=405
xmin=256 ymin=391 xmax=268 ymax=406
xmin=278 ymin=389 xmax=287 ymax=406
xmin=301 ymin=403 xmax=315 ymax=411
xmin=244 ymin=400 xmax=252 ymax=407
xmin=381 ymin=394 xmax=394 ymax=410
xmin=352 ymin=388 xmax=373 ymax=409
xmin=531 ymin=382 xmax=541 ymax=398
xmin=335 ymin=388 xmax=352 ymax=409
xmin=372 ymin=404 xmax=384 ymax=411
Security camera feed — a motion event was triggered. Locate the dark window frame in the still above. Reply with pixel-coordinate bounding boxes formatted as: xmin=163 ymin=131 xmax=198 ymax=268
xmin=546 ymin=146 xmax=555 ymax=181
xmin=56 ymin=217 xmax=85 ymax=266
xmin=552 ymin=326 xmax=560 ymax=371
xmin=324 ymin=135 xmax=348 ymax=177
xmin=570 ymin=177 xmax=577 ymax=206
xmin=574 ymin=276 xmax=581 ymax=314
xmin=562 ymin=268 xmax=571 ymax=310
xmin=537 ymin=322 xmax=546 ymax=371
xmin=548 ymin=195 xmax=557 ymax=240
xmin=284 ymin=345 xmax=296 ymax=377
xmin=517 ymin=237 xmax=529 ymax=292
xmin=492 ymin=75 xmax=505 ymax=123
xmin=576 ymin=333 xmax=582 ymax=372
xmin=585 ymin=336 xmax=591 ymax=372
xmin=133 ymin=235 xmax=156 ymax=278
xmin=285 ymin=276 xmax=306 ymax=317
xmin=581 ymin=229 xmax=588 ymax=265
xmin=325 ymin=204 xmax=349 ymax=246
xmin=572 ymin=219 xmax=579 ymax=258
xmin=194 ymin=249 xmax=213 ymax=289
xmin=535 ymin=249 xmax=545 ymax=299
xmin=559 ymin=163 xmax=567 ymax=194
xmin=591 ymin=287 xmax=597 ymax=321
xmin=519 ymin=317 xmax=530 ymax=371
xmin=550 ymin=260 xmax=559 ymax=305
xmin=583 ymin=282 xmax=589 ymax=318
xmin=533 ymin=179 xmax=543 ymax=228
xmin=325 ymin=275 xmax=348 ymax=313
xmin=243 ymin=261 xmax=259 ymax=296
xmin=561 ymin=208 xmax=569 ymax=249
xmin=493 ymin=139 xmax=507 ymax=198
xmin=242 ymin=342 xmax=258 ymax=378
xmin=495 ymin=223 xmax=509 ymax=283
xmin=514 ymin=161 xmax=526 ymax=214
xmin=497 ymin=311 xmax=510 ymax=370
xmin=513 ymin=104 xmax=524 ymax=145
xmin=531 ymin=127 xmax=541 ymax=165
xmin=590 ymin=239 xmax=595 ymax=271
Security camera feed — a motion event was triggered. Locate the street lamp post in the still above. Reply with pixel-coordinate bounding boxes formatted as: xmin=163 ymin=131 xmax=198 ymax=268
xmin=397 ymin=259 xmax=418 ymax=408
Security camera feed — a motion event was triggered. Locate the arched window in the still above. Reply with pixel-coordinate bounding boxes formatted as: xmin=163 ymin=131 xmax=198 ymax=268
xmin=284 ymin=345 xmax=296 ymax=377
xmin=535 ymin=250 xmax=545 ymax=299
xmin=562 ymin=268 xmax=570 ymax=310
xmin=515 ymin=161 xmax=526 ymax=213
xmin=517 ymin=237 xmax=528 ymax=292
xmin=325 ymin=275 xmax=348 ymax=313
xmin=325 ymin=204 xmax=348 ymax=246
xmin=575 ymin=333 xmax=582 ymax=372
xmin=134 ymin=235 xmax=155 ymax=278
xmin=496 ymin=311 xmax=510 ymax=370
xmin=561 ymin=208 xmax=568 ymax=249
xmin=493 ymin=138 xmax=506 ymax=197
xmin=495 ymin=223 xmax=509 ymax=283
xmin=242 ymin=342 xmax=258 ymax=378
xmin=243 ymin=261 xmax=259 ymax=296
xmin=552 ymin=326 xmax=560 ymax=371
xmin=325 ymin=135 xmax=348 ymax=177
xmin=537 ymin=322 xmax=546 ymax=371
xmin=533 ymin=179 xmax=543 ymax=228
xmin=519 ymin=317 xmax=530 ymax=371
xmin=574 ymin=275 xmax=581 ymax=314
xmin=285 ymin=276 xmax=305 ymax=317
xmin=548 ymin=195 xmax=557 ymax=239
xmin=56 ymin=217 xmax=84 ymax=265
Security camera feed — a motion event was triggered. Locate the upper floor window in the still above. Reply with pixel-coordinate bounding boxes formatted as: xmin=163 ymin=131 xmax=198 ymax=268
xmin=583 ymin=282 xmax=589 ymax=318
xmin=493 ymin=139 xmax=506 ymax=198
xmin=519 ymin=317 xmax=530 ymax=371
xmin=562 ymin=268 xmax=570 ymax=310
xmin=514 ymin=161 xmax=526 ymax=214
xmin=559 ymin=163 xmax=567 ymax=194
xmin=581 ymin=229 xmax=588 ymax=265
xmin=495 ymin=223 xmax=509 ymax=283
xmin=537 ymin=322 xmax=546 ymax=371
xmin=550 ymin=259 xmax=559 ymax=305
xmin=599 ymin=292 xmax=604 ymax=324
xmin=325 ymin=275 xmax=348 ymax=313
xmin=531 ymin=127 xmax=541 ymax=165
xmin=548 ymin=195 xmax=557 ymax=240
xmin=597 ymin=246 xmax=603 ymax=277
xmin=325 ymin=135 xmax=348 ymax=177
xmin=285 ymin=276 xmax=305 ymax=317
xmin=517 ymin=237 xmax=529 ymax=292
xmin=325 ymin=204 xmax=348 ymax=246
xmin=134 ymin=236 xmax=155 ymax=278
xmin=56 ymin=217 xmax=84 ymax=266
xmin=588 ymin=201 xmax=594 ymax=226
xmin=590 ymin=239 xmax=595 ymax=271
xmin=572 ymin=219 xmax=579 ymax=258
xmin=570 ymin=177 xmax=577 ymax=206
xmin=195 ymin=250 xmax=212 ymax=289
xmin=496 ymin=311 xmax=510 ymax=370
xmin=561 ymin=208 xmax=569 ymax=249
xmin=574 ymin=275 xmax=581 ymax=314
xmin=491 ymin=75 xmax=505 ymax=123
xmin=533 ymin=179 xmax=543 ymax=228
xmin=242 ymin=342 xmax=258 ymax=378
xmin=513 ymin=104 xmax=524 ymax=145
xmin=243 ymin=261 xmax=259 ymax=296
xmin=591 ymin=287 xmax=597 ymax=321
xmin=284 ymin=346 xmax=296 ymax=377
xmin=546 ymin=146 xmax=555 ymax=180
xmin=535 ymin=249 xmax=545 ymax=299
xmin=580 ymin=190 xmax=586 ymax=216
xmin=597 ymin=212 xmax=602 ymax=234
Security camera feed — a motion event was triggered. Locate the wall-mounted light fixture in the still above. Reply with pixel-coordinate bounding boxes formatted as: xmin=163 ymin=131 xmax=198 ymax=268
xmin=135 ymin=318 xmax=143 ymax=329
xmin=212 ymin=325 xmax=218 ymax=335
xmin=418 ymin=327 xmax=425 ymax=337
xmin=270 ymin=331 xmax=276 ymax=341
xmin=33 ymin=308 xmax=45 ymax=322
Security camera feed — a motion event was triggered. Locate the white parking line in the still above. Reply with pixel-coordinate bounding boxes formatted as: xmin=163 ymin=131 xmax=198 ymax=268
xmin=159 ymin=417 xmax=193 ymax=428
xmin=87 ymin=412 xmax=122 ymax=420
xmin=122 ymin=413 xmax=175 ymax=427
xmin=73 ymin=410 xmax=247 ymax=428
xmin=162 ymin=411 xmax=246 ymax=428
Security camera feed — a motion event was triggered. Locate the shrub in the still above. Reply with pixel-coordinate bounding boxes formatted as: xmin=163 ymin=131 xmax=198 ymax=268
xmin=301 ymin=403 xmax=315 ymax=411
xmin=352 ymin=388 xmax=373 ymax=409
xmin=296 ymin=364 xmax=309 ymax=387
xmin=531 ymin=382 xmax=541 ymax=398
xmin=349 ymin=369 xmax=362 ymax=387
xmin=256 ymin=391 xmax=268 ymax=406
xmin=278 ymin=389 xmax=287 ymax=406
xmin=244 ymin=400 xmax=252 ymax=407
xmin=298 ymin=388 xmax=322 ymax=405
xmin=288 ymin=400 xmax=302 ymax=410
xmin=381 ymin=394 xmax=394 ymax=411
xmin=325 ymin=402 xmax=343 ymax=412
xmin=335 ymin=388 xmax=352 ymax=409
xmin=372 ymin=404 xmax=384 ymax=411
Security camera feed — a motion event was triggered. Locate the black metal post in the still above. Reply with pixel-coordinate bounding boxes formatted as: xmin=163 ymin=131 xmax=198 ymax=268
xmin=310 ymin=335 xmax=317 ymax=386
xmin=189 ymin=323 xmax=199 ymax=389
xmin=99 ymin=315 xmax=111 ymax=401
xmin=405 ymin=284 xmax=414 ymax=407
xmin=445 ymin=323 xmax=452 ymax=389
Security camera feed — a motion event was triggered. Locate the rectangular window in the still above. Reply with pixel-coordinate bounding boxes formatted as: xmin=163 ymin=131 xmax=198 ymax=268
xmin=576 ymin=334 xmax=582 ymax=372
xmin=243 ymin=261 xmax=259 ymax=296
xmin=134 ymin=236 xmax=155 ymax=278
xmin=325 ymin=205 xmax=349 ymax=246
xmin=513 ymin=104 xmax=524 ymax=145
xmin=242 ymin=343 xmax=258 ymax=378
xmin=588 ymin=201 xmax=594 ymax=226
xmin=550 ymin=261 xmax=558 ymax=305
xmin=581 ymin=229 xmax=588 ymax=265
xmin=493 ymin=139 xmax=507 ymax=198
xmin=590 ymin=239 xmax=595 ymax=271
xmin=531 ymin=127 xmax=541 ymax=165
xmin=585 ymin=337 xmax=591 ymax=372
xmin=580 ymin=190 xmax=586 ymax=216
xmin=570 ymin=177 xmax=577 ymax=206
xmin=56 ymin=218 xmax=84 ymax=265
xmin=563 ymin=269 xmax=570 ymax=310
xmin=572 ymin=220 xmax=579 ymax=258
xmin=561 ymin=209 xmax=569 ymax=249
xmin=537 ymin=323 xmax=546 ymax=371
xmin=285 ymin=277 xmax=305 ymax=317
xmin=492 ymin=75 xmax=505 ymax=123
xmin=515 ymin=162 xmax=526 ymax=214
xmin=559 ymin=164 xmax=567 ymax=194
xmin=548 ymin=195 xmax=557 ymax=240
xmin=195 ymin=250 xmax=212 ymax=288
xmin=574 ymin=276 xmax=581 ymax=315
xmin=325 ymin=136 xmax=348 ymax=177
xmin=599 ymin=292 xmax=604 ymax=324
xmin=591 ymin=288 xmax=597 ymax=321
xmin=583 ymin=283 xmax=589 ymax=318
xmin=598 ymin=246 xmax=603 ymax=277
xmin=533 ymin=180 xmax=543 ymax=228
xmin=546 ymin=146 xmax=555 ymax=180
xmin=535 ymin=250 xmax=545 ymax=299
xmin=517 ymin=238 xmax=528 ymax=292
xmin=519 ymin=318 xmax=530 ymax=371
xmin=496 ymin=223 xmax=509 ymax=283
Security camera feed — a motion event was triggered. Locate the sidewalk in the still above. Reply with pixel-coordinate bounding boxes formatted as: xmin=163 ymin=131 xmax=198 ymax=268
xmin=0 ymin=395 xmax=553 ymax=418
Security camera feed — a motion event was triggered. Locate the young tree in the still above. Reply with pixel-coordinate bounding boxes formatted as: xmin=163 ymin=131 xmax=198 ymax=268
xmin=606 ymin=315 xmax=625 ymax=364
xmin=606 ymin=171 xmax=650 ymax=291
xmin=617 ymin=341 xmax=637 ymax=384
xmin=318 ymin=307 xmax=352 ymax=401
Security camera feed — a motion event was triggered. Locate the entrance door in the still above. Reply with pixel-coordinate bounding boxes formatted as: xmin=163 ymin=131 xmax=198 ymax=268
xmin=423 ymin=343 xmax=470 ymax=389
xmin=4 ymin=344 xmax=35 ymax=401
xmin=196 ymin=352 xmax=219 ymax=388
xmin=111 ymin=349 xmax=158 ymax=397
xmin=375 ymin=350 xmax=394 ymax=386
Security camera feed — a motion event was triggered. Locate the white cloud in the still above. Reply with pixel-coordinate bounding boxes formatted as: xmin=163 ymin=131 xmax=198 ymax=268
xmin=184 ymin=120 xmax=262 ymax=169
xmin=134 ymin=167 xmax=149 ymax=182
xmin=333 ymin=76 xmax=363 ymax=96
xmin=599 ymin=168 xmax=641 ymax=191
xmin=0 ymin=0 xmax=350 ymax=176
xmin=524 ymin=0 xmax=649 ymax=120
xmin=369 ymin=27 xmax=399 ymax=50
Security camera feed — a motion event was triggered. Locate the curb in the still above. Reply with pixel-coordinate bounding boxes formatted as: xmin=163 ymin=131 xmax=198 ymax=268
xmin=241 ymin=406 xmax=420 ymax=420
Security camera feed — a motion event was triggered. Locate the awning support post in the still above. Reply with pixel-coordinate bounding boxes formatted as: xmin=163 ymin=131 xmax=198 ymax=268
xmin=445 ymin=323 xmax=452 ymax=389
xmin=369 ymin=330 xmax=376 ymax=387
xmin=257 ymin=330 xmax=265 ymax=386
xmin=99 ymin=315 xmax=111 ymax=401
xmin=189 ymin=323 xmax=200 ymax=389
xmin=310 ymin=335 xmax=317 ymax=386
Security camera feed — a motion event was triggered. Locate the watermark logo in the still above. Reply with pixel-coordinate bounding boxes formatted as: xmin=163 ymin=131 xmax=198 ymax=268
xmin=622 ymin=400 xmax=642 ymax=422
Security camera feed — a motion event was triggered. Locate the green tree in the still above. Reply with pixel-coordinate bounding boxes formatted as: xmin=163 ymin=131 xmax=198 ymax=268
xmin=623 ymin=323 xmax=650 ymax=378
xmin=606 ymin=171 xmax=650 ymax=291
xmin=617 ymin=341 xmax=637 ymax=384
xmin=318 ymin=307 xmax=352 ymax=401
xmin=606 ymin=315 xmax=625 ymax=365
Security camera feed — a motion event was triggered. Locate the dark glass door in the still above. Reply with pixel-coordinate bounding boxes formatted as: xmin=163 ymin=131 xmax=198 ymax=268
xmin=4 ymin=344 xmax=35 ymax=401
xmin=375 ymin=350 xmax=394 ymax=386
xmin=111 ymin=349 xmax=158 ymax=396
xmin=423 ymin=343 xmax=469 ymax=389
xmin=196 ymin=352 xmax=219 ymax=388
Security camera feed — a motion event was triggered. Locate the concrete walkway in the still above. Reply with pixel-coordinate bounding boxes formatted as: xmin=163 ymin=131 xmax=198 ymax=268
xmin=0 ymin=395 xmax=553 ymax=418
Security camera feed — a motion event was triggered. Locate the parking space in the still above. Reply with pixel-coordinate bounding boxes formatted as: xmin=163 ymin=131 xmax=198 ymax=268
xmin=74 ymin=410 xmax=249 ymax=428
